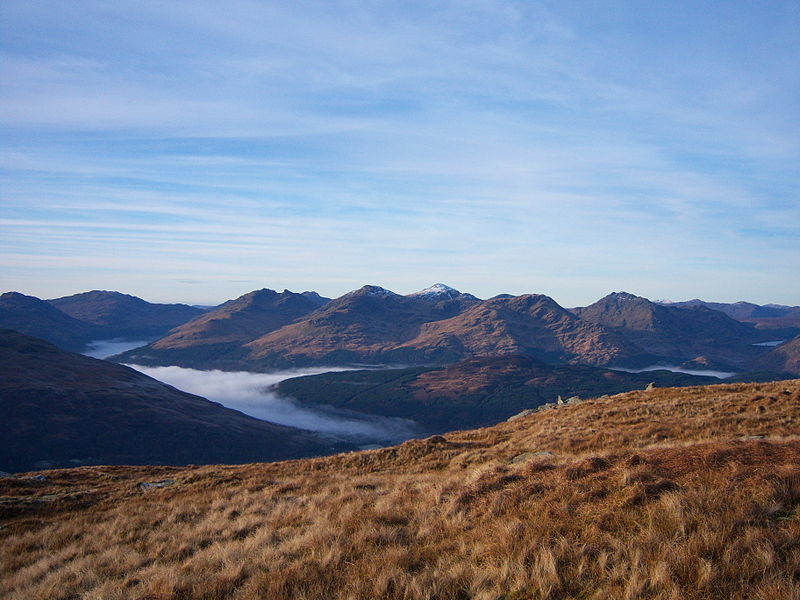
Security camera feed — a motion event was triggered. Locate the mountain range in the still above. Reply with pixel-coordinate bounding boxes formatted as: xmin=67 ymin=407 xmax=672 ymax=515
xmin=2 ymin=282 xmax=798 ymax=599
xmin=130 ymin=288 xmax=330 ymax=369
xmin=0 ymin=290 xmax=206 ymax=351
xmin=572 ymin=291 xmax=764 ymax=369
xmin=0 ymin=329 xmax=351 ymax=472
xmin=0 ymin=292 xmax=102 ymax=352
xmin=48 ymin=290 xmax=204 ymax=339
xmin=3 ymin=284 xmax=797 ymax=376
xmin=117 ymin=284 xmax=791 ymax=373
xmin=658 ymin=298 xmax=800 ymax=336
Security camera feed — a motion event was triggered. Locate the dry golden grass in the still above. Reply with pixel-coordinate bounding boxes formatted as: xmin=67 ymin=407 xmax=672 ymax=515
xmin=1 ymin=379 xmax=799 ymax=599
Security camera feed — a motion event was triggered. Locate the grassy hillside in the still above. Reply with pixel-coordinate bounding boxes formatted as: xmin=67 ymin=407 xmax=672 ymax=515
xmin=1 ymin=379 xmax=799 ymax=599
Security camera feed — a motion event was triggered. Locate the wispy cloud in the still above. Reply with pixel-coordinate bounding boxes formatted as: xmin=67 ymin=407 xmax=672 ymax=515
xmin=1 ymin=1 xmax=798 ymax=305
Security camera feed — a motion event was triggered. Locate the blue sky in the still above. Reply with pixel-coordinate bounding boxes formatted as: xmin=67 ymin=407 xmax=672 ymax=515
xmin=1 ymin=1 xmax=798 ymax=306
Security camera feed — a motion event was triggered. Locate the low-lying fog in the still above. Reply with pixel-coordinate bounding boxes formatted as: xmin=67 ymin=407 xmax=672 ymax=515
xmin=84 ymin=339 xmax=151 ymax=359
xmin=611 ymin=365 xmax=736 ymax=379
xmin=127 ymin=364 xmax=420 ymax=445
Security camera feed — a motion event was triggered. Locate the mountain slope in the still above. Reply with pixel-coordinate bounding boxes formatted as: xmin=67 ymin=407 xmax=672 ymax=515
xmin=751 ymin=334 xmax=800 ymax=375
xmin=229 ymin=289 xmax=634 ymax=369
xmin=0 ymin=330 xmax=348 ymax=472
xmin=0 ymin=292 xmax=100 ymax=351
xmin=662 ymin=298 xmax=800 ymax=337
xmin=394 ymin=293 xmax=638 ymax=366
xmin=575 ymin=291 xmax=764 ymax=367
xmin=242 ymin=284 xmax=481 ymax=367
xmin=116 ymin=288 xmax=329 ymax=368
xmin=276 ymin=354 xmax=716 ymax=432
xmin=48 ymin=290 xmax=203 ymax=339
xmin=1 ymin=378 xmax=798 ymax=599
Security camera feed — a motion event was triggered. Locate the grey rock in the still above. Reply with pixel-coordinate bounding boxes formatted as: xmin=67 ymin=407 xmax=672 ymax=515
xmin=138 ymin=478 xmax=175 ymax=490
xmin=507 ymin=409 xmax=537 ymax=422
xmin=510 ymin=450 xmax=554 ymax=464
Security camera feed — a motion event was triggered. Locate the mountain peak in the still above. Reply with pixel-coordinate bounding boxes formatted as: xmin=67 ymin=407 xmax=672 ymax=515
xmin=409 ymin=283 xmax=461 ymax=298
xmin=349 ymin=285 xmax=399 ymax=297
xmin=606 ymin=291 xmax=646 ymax=302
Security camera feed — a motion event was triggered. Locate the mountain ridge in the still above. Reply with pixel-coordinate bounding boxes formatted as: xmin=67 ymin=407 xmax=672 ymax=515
xmin=115 ymin=286 xmax=784 ymax=372
xmin=574 ymin=291 xmax=764 ymax=368
xmin=0 ymin=329 xmax=350 ymax=472
xmin=48 ymin=290 xmax=204 ymax=339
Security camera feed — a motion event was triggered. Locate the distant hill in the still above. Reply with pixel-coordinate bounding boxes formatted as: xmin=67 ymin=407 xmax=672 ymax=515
xmin=0 ymin=330 xmax=350 ymax=472
xmin=116 ymin=288 xmax=331 ymax=369
xmin=276 ymin=354 xmax=716 ymax=432
xmin=123 ymin=285 xmax=640 ymax=370
xmin=242 ymin=284 xmax=482 ymax=368
xmin=116 ymin=286 xmax=789 ymax=373
xmin=658 ymin=298 xmax=786 ymax=319
xmin=48 ymin=290 xmax=204 ymax=339
xmin=750 ymin=334 xmax=800 ymax=375
xmin=659 ymin=298 xmax=800 ymax=337
xmin=0 ymin=292 xmax=100 ymax=351
xmin=574 ymin=292 xmax=764 ymax=368
xmin=388 ymin=293 xmax=638 ymax=367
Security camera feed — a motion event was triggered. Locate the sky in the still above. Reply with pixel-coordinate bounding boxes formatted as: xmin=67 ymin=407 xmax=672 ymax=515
xmin=1 ymin=1 xmax=798 ymax=307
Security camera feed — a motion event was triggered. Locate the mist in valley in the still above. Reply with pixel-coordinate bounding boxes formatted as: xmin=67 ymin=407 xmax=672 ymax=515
xmin=610 ymin=365 xmax=736 ymax=379
xmin=83 ymin=339 xmax=153 ymax=359
xmin=127 ymin=364 xmax=421 ymax=444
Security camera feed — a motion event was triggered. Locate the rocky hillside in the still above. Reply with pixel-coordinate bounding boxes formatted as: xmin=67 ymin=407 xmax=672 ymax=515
xmin=1 ymin=378 xmax=798 ymax=599
xmin=0 ymin=330 xmax=350 ymax=472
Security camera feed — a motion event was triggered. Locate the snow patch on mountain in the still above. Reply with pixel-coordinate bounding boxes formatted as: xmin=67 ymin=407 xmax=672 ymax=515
xmin=409 ymin=283 xmax=461 ymax=298
xmin=352 ymin=285 xmax=399 ymax=297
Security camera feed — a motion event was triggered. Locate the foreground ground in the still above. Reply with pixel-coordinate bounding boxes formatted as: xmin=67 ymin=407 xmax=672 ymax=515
xmin=2 ymin=379 xmax=799 ymax=599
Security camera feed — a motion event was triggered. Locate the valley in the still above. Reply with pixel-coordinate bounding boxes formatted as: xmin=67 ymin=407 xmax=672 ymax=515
xmin=5 ymin=4 xmax=798 ymax=597
xmin=3 ymin=283 xmax=798 ymax=470
xmin=1 ymin=284 xmax=799 ymax=599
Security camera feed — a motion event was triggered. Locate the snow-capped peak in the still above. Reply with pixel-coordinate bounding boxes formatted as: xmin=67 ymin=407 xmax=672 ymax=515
xmin=409 ymin=283 xmax=461 ymax=298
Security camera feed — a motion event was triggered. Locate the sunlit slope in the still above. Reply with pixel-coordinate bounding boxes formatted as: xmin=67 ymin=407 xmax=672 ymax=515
xmin=1 ymin=378 xmax=798 ymax=599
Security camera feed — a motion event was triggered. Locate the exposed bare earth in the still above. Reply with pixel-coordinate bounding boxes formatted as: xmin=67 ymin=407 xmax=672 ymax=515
xmin=2 ymin=379 xmax=799 ymax=599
